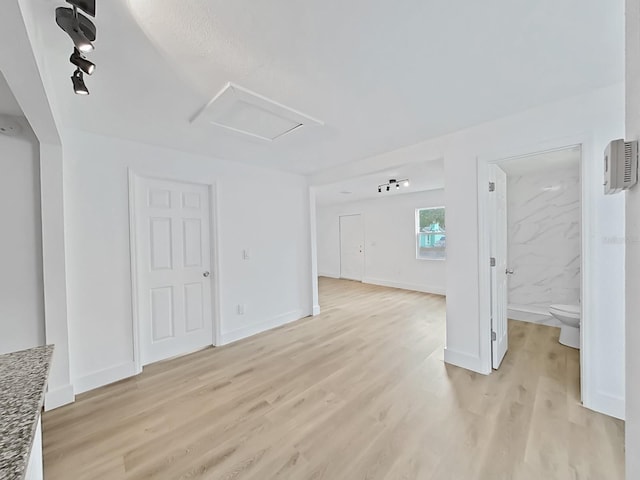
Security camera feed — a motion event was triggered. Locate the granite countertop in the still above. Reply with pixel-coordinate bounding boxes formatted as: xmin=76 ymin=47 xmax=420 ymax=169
xmin=0 ymin=345 xmax=53 ymax=480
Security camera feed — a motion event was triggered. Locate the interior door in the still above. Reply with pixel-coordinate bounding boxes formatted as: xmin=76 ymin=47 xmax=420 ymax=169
xmin=135 ymin=176 xmax=213 ymax=365
xmin=489 ymin=164 xmax=509 ymax=369
xmin=339 ymin=214 xmax=364 ymax=281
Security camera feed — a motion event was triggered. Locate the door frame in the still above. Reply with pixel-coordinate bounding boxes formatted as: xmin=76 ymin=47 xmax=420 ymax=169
xmin=128 ymin=170 xmax=222 ymax=374
xmin=338 ymin=213 xmax=365 ymax=281
xmin=477 ymin=134 xmax=592 ymax=405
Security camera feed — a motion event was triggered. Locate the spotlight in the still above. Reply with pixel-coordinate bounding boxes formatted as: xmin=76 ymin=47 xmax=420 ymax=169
xmin=396 ymin=183 xmax=400 ymax=189
xmin=70 ymin=48 xmax=95 ymax=75
xmin=56 ymin=7 xmax=96 ymax=53
xmin=386 ymin=186 xmax=390 ymax=192
xmin=403 ymin=180 xmax=409 ymax=187
xmin=378 ymin=187 xmax=381 ymax=193
xmin=71 ymin=69 xmax=89 ymax=95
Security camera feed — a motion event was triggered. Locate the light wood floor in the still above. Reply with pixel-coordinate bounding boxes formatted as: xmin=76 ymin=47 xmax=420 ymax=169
xmin=43 ymin=278 xmax=625 ymax=479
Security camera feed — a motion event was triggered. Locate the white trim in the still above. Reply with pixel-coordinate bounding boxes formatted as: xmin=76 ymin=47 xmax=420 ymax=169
xmin=586 ymin=391 xmax=625 ymax=420
xmin=73 ymin=361 xmax=137 ymax=395
xmin=219 ymin=310 xmax=306 ymax=345
xmin=362 ymin=277 xmax=445 ymax=296
xmin=309 ymin=188 xmax=320 ymax=319
xmin=443 ymin=348 xmax=489 ymax=374
xmin=127 ymin=170 xmax=142 ymax=374
xmin=44 ymin=384 xmax=74 ymax=411
xmin=476 ymin=134 xmax=594 ymax=406
xmin=318 ymin=271 xmax=340 ymax=279
xmin=128 ymin=170 xmax=222 ymax=369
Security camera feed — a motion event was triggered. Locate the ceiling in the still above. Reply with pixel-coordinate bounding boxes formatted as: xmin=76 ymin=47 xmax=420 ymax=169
xmin=29 ymin=0 xmax=623 ymax=175
xmin=0 ymin=71 xmax=24 ymax=116
xmin=315 ymin=159 xmax=444 ymax=206
xmin=498 ymin=146 xmax=581 ymax=176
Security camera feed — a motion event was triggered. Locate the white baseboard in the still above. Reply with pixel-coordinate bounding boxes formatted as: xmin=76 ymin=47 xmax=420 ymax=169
xmin=219 ymin=310 xmax=306 ymax=346
xmin=584 ymin=390 xmax=625 ymax=420
xmin=508 ymin=304 xmax=561 ymax=327
xmin=45 ymin=384 xmax=75 ymax=411
xmin=312 ymin=304 xmax=321 ymax=316
xmin=73 ymin=361 xmax=138 ymax=395
xmin=362 ymin=277 xmax=446 ymax=296
xmin=318 ymin=272 xmax=340 ymax=279
xmin=444 ymin=348 xmax=490 ymax=375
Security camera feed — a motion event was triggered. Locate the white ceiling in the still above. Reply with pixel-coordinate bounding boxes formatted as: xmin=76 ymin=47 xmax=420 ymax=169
xmin=315 ymin=159 xmax=444 ymax=206
xmin=29 ymin=0 xmax=623 ymax=175
xmin=498 ymin=146 xmax=581 ymax=176
xmin=0 ymin=71 xmax=24 ymax=116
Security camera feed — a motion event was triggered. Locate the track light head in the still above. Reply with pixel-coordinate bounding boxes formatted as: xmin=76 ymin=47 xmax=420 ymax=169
xmin=378 ymin=187 xmax=381 ymax=193
xmin=56 ymin=7 xmax=96 ymax=53
xmin=386 ymin=185 xmax=390 ymax=192
xmin=403 ymin=180 xmax=409 ymax=187
xmin=71 ymin=69 xmax=89 ymax=95
xmin=70 ymin=48 xmax=95 ymax=75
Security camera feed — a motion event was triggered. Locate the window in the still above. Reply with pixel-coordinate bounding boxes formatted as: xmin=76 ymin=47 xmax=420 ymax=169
xmin=416 ymin=207 xmax=445 ymax=260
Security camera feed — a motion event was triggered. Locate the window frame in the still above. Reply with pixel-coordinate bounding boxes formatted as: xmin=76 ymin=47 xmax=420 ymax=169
xmin=415 ymin=206 xmax=446 ymax=261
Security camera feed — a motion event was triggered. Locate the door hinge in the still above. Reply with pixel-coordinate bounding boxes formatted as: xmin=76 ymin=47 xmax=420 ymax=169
xmin=490 ymin=257 xmax=496 ymax=267
xmin=489 ymin=181 xmax=496 ymax=192
xmin=491 ymin=331 xmax=497 ymax=341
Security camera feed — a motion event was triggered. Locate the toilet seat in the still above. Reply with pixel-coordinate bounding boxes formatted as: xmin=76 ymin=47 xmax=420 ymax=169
xmin=549 ymin=304 xmax=580 ymax=318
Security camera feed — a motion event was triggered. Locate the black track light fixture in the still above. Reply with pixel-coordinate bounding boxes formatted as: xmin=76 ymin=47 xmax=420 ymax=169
xmin=378 ymin=178 xmax=410 ymax=193
xmin=56 ymin=2 xmax=97 ymax=96
xmin=70 ymin=48 xmax=95 ymax=75
xmin=71 ymin=69 xmax=89 ymax=95
xmin=56 ymin=7 xmax=96 ymax=53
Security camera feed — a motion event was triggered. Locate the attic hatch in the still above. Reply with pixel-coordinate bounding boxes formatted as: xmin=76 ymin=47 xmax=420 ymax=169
xmin=192 ymin=82 xmax=324 ymax=141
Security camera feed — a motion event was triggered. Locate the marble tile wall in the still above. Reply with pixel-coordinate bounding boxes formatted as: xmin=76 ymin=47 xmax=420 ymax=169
xmin=507 ymin=166 xmax=581 ymax=319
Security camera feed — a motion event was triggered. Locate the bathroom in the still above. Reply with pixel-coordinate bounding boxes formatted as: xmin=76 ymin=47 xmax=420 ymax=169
xmin=498 ymin=146 xmax=582 ymax=348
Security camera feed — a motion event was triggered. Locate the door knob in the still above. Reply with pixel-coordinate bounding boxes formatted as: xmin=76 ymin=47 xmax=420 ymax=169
xmin=203 ymin=271 xmax=210 ymax=277
xmin=505 ymin=268 xmax=514 ymax=275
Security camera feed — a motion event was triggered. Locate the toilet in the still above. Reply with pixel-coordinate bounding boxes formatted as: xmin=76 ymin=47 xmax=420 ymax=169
xmin=549 ymin=304 xmax=581 ymax=349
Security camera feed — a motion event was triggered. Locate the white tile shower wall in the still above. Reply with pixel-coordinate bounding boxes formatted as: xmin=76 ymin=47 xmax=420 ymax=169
xmin=507 ymin=165 xmax=581 ymax=325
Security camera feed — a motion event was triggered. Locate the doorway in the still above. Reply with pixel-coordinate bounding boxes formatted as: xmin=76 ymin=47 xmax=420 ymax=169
xmin=130 ymin=174 xmax=218 ymax=367
xmin=480 ymin=145 xmax=585 ymax=384
xmin=339 ymin=214 xmax=364 ymax=281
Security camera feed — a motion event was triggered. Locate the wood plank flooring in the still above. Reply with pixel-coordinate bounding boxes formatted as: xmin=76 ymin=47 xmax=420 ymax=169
xmin=42 ymin=278 xmax=625 ymax=479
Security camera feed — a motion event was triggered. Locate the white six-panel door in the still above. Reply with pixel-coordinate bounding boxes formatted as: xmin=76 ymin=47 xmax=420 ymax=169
xmin=339 ymin=214 xmax=364 ymax=281
xmin=489 ymin=164 xmax=509 ymax=369
xmin=135 ymin=176 xmax=214 ymax=365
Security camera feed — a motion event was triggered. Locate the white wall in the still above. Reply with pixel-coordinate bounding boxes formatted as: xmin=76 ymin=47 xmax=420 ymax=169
xmin=626 ymin=0 xmax=640 ymax=474
xmin=507 ymin=165 xmax=581 ymax=319
xmin=62 ymin=129 xmax=312 ymax=393
xmin=311 ymin=84 xmax=626 ymax=419
xmin=0 ymin=124 xmax=45 ymax=354
xmin=317 ymin=189 xmax=445 ymax=295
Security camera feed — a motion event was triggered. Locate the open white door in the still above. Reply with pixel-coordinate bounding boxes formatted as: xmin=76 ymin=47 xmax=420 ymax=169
xmin=489 ymin=164 xmax=508 ymax=369
xmin=134 ymin=176 xmax=214 ymax=366
xmin=339 ymin=214 xmax=364 ymax=281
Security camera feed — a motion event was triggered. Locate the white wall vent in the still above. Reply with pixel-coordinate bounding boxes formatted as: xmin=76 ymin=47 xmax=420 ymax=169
xmin=604 ymin=139 xmax=638 ymax=194
xmin=192 ymin=82 xmax=323 ymax=141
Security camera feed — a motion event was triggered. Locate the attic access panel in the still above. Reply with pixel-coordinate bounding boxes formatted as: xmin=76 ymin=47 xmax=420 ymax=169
xmin=192 ymin=83 xmax=324 ymax=141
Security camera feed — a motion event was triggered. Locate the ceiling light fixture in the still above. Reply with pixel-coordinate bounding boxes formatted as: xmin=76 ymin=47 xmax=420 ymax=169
xmin=56 ymin=1 xmax=97 ymax=95
xmin=70 ymin=48 xmax=95 ymax=75
xmin=378 ymin=178 xmax=410 ymax=193
xmin=71 ymin=69 xmax=89 ymax=95
xmin=56 ymin=6 xmax=96 ymax=53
